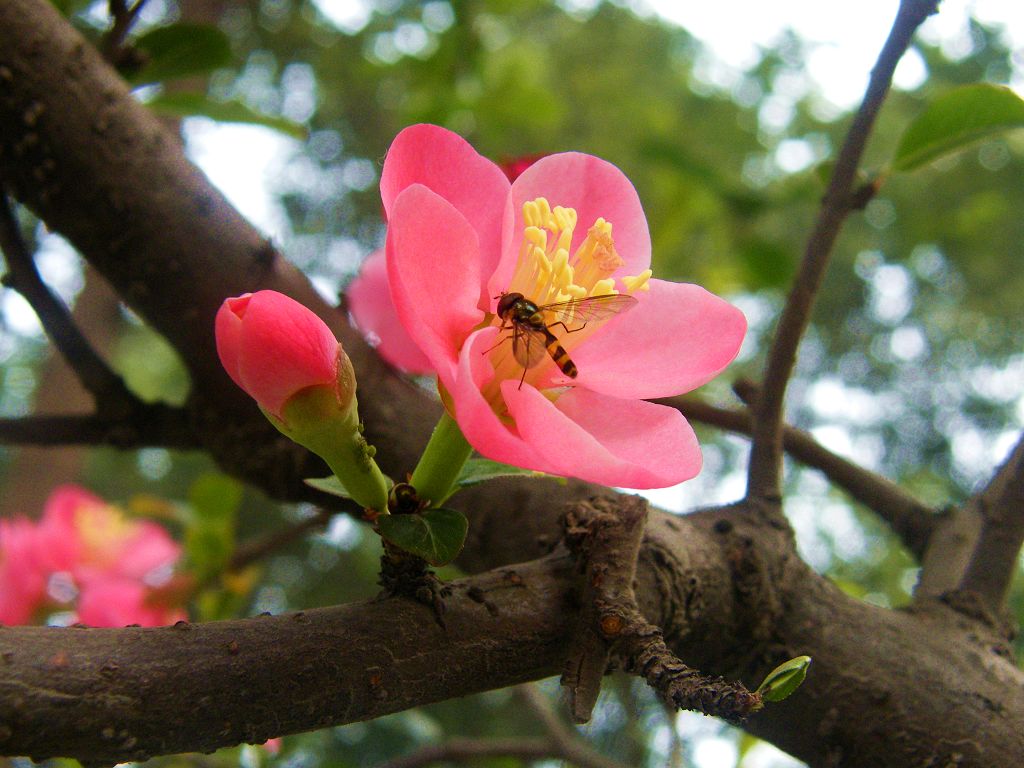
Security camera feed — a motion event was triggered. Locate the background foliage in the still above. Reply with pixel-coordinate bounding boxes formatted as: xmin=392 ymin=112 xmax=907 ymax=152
xmin=1 ymin=1 xmax=1022 ymax=766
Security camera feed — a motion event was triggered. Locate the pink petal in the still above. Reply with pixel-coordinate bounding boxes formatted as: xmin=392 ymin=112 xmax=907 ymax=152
xmin=0 ymin=518 xmax=49 ymax=624
xmin=387 ymin=184 xmax=485 ymax=389
xmin=448 ymin=328 xmax=538 ymax=470
xmin=216 ymin=291 xmax=340 ymax=418
xmin=381 ymin=124 xmax=509 ymax=302
xmin=569 ymin=279 xmax=747 ymax=399
xmin=77 ymin=579 xmax=185 ymax=627
xmin=490 ymin=152 xmax=651 ymax=298
xmin=503 ymin=384 xmax=702 ymax=489
xmin=347 ymin=250 xmax=434 ymax=375
xmin=112 ymin=521 xmax=181 ymax=581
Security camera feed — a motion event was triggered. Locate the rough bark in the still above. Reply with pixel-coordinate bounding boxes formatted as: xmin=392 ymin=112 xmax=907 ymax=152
xmin=2 ymin=504 xmax=1021 ymax=766
xmin=0 ymin=1 xmax=1021 ymax=767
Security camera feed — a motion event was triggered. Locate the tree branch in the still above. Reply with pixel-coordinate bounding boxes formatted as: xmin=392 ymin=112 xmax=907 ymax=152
xmin=0 ymin=192 xmax=134 ymax=406
xmin=3 ymin=505 xmax=1024 ymax=767
xmin=958 ymin=432 xmax=1024 ymax=609
xmin=0 ymin=410 xmax=196 ymax=449
xmin=746 ymin=0 xmax=940 ymax=501
xmin=664 ymin=395 xmax=937 ymax=559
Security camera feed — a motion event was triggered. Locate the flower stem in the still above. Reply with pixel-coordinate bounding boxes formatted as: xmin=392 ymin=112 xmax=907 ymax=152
xmin=410 ymin=411 xmax=474 ymax=507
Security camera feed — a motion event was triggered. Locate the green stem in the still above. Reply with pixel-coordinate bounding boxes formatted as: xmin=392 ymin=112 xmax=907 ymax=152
xmin=410 ymin=411 xmax=474 ymax=507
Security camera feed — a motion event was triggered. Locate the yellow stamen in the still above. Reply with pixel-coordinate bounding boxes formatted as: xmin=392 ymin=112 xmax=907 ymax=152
xmin=622 ymin=269 xmax=652 ymax=293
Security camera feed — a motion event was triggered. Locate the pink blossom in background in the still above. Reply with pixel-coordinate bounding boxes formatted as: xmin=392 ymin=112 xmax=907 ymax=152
xmin=0 ymin=485 xmax=185 ymax=627
xmin=215 ymin=290 xmax=346 ymax=420
xmin=378 ymin=124 xmax=747 ymax=489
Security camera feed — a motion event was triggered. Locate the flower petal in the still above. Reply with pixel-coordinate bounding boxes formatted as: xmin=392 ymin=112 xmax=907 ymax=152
xmin=217 ymin=291 xmax=340 ymax=418
xmin=381 ymin=124 xmax=510 ymax=301
xmin=347 ymin=250 xmax=434 ymax=375
xmin=570 ymin=279 xmax=747 ymax=399
xmin=490 ymin=152 xmax=651 ymax=298
xmin=387 ymin=184 xmax=485 ymax=389
xmin=503 ymin=384 xmax=702 ymax=489
xmin=448 ymin=328 xmax=539 ymax=470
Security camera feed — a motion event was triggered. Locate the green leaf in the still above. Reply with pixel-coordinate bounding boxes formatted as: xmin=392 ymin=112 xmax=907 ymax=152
xmin=184 ymin=473 xmax=242 ymax=580
xmin=129 ymin=23 xmax=232 ymax=85
xmin=376 ymin=508 xmax=469 ymax=566
xmin=146 ymin=92 xmax=309 ymax=139
xmin=305 ymin=475 xmax=353 ymax=499
xmin=755 ymin=655 xmax=812 ymax=703
xmin=893 ymin=84 xmax=1024 ymax=172
xmin=454 ymin=458 xmax=547 ymax=489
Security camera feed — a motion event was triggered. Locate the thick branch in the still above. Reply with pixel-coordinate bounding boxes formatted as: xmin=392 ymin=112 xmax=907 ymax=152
xmin=746 ymin=0 xmax=939 ymax=501
xmin=958 ymin=433 xmax=1024 ymax=608
xmin=3 ymin=505 xmax=1023 ymax=767
xmin=665 ymin=396 xmax=937 ymax=559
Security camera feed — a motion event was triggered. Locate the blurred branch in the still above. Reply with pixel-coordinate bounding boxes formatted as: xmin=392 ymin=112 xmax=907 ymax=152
xmin=0 ymin=411 xmax=195 ymax=449
xmin=228 ymin=507 xmax=338 ymax=572
xmin=0 ymin=192 xmax=132 ymax=405
xmin=957 ymin=433 xmax=1024 ymax=609
xmin=102 ymin=0 xmax=148 ymax=64
xmin=746 ymin=0 xmax=940 ymax=501
xmin=662 ymin=394 xmax=937 ymax=560
xmin=375 ymin=735 xmax=629 ymax=768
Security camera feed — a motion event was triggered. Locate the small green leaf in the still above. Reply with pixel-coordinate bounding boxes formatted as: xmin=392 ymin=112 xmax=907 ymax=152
xmin=377 ymin=508 xmax=469 ymax=566
xmin=455 ymin=458 xmax=547 ymax=489
xmin=305 ymin=475 xmax=354 ymax=499
xmin=184 ymin=473 xmax=242 ymax=581
xmin=146 ymin=92 xmax=308 ymax=139
xmin=130 ymin=23 xmax=233 ymax=85
xmin=893 ymin=84 xmax=1024 ymax=172
xmin=755 ymin=655 xmax=812 ymax=702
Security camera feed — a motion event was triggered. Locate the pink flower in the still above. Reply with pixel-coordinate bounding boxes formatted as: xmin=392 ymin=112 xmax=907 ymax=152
xmin=347 ymin=250 xmax=433 ymax=374
xmin=348 ymin=154 xmax=544 ymax=375
xmin=0 ymin=485 xmax=185 ymax=627
xmin=216 ymin=290 xmax=348 ymax=420
xmin=380 ymin=124 xmax=747 ymax=489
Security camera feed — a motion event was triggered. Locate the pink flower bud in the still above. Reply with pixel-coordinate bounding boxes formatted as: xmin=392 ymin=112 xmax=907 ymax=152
xmin=215 ymin=291 xmax=351 ymax=420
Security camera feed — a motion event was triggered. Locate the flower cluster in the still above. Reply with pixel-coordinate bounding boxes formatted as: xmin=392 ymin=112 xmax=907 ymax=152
xmin=350 ymin=124 xmax=746 ymax=489
xmin=0 ymin=485 xmax=185 ymax=627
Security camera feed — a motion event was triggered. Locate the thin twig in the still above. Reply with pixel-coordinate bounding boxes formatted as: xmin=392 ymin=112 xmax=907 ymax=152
xmin=374 ymin=736 xmax=627 ymax=768
xmin=228 ymin=508 xmax=336 ymax=572
xmin=958 ymin=433 xmax=1024 ymax=609
xmin=0 ymin=192 xmax=133 ymax=406
xmin=660 ymin=395 xmax=937 ymax=560
xmin=561 ymin=496 xmax=759 ymax=725
xmin=102 ymin=0 xmax=149 ymax=64
xmin=515 ymin=685 xmax=633 ymax=768
xmin=746 ymin=0 xmax=940 ymax=502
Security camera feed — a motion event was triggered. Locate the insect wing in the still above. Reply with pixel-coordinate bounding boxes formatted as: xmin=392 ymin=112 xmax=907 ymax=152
xmin=511 ymin=323 xmax=549 ymax=369
xmin=543 ymin=293 xmax=638 ymax=328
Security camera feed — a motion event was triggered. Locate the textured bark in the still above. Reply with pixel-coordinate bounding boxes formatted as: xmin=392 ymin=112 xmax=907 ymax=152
xmin=0 ymin=1 xmax=1022 ymax=766
xmin=2 ymin=505 xmax=1022 ymax=766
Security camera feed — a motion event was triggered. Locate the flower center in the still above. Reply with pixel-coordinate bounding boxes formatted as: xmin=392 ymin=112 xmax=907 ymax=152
xmin=483 ymin=197 xmax=652 ymax=403
xmin=504 ymin=197 xmax=651 ymax=305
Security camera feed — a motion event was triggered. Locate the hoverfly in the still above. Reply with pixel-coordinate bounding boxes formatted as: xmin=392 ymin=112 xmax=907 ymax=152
xmin=494 ymin=291 xmax=638 ymax=387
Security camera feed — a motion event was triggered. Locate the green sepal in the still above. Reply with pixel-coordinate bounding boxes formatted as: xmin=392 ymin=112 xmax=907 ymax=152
xmin=893 ymin=84 xmax=1024 ymax=172
xmin=376 ymin=508 xmax=469 ymax=567
xmin=755 ymin=655 xmax=812 ymax=702
xmin=305 ymin=474 xmax=393 ymax=501
xmin=454 ymin=458 xmax=547 ymax=489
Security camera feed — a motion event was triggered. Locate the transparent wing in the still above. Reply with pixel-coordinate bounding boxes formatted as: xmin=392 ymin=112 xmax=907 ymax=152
xmin=511 ymin=324 xmax=549 ymax=369
xmin=543 ymin=293 xmax=638 ymax=327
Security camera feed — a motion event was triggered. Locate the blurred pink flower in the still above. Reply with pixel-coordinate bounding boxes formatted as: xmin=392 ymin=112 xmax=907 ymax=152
xmin=216 ymin=290 xmax=348 ymax=420
xmin=0 ymin=485 xmax=185 ymax=626
xmin=378 ymin=124 xmax=746 ymax=489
